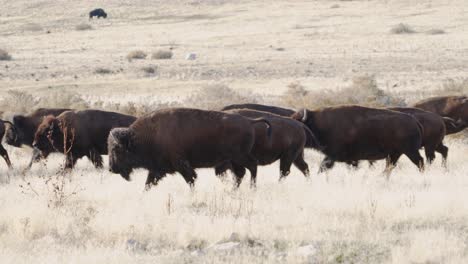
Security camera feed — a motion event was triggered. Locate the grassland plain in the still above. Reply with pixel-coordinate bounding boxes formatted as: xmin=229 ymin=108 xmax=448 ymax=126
xmin=0 ymin=0 xmax=467 ymax=263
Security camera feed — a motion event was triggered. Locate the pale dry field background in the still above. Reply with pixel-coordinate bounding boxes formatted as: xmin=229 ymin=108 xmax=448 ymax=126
xmin=0 ymin=0 xmax=468 ymax=263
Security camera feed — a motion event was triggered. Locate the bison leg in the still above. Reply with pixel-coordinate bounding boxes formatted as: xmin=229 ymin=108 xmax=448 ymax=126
xmin=175 ymin=160 xmax=197 ymax=188
xmin=383 ymin=153 xmax=402 ymax=179
xmin=215 ymin=161 xmax=232 ymax=180
xmin=87 ymin=150 xmax=103 ymax=169
xmin=293 ymin=155 xmax=310 ymax=178
xmin=435 ymin=144 xmax=448 ymax=167
xmin=233 ymin=155 xmax=258 ymax=188
xmin=231 ymin=163 xmax=247 ymax=188
xmin=0 ymin=145 xmax=12 ymax=168
xmin=424 ymin=147 xmax=436 ymax=165
xmin=319 ymin=156 xmax=335 ymax=173
xmin=145 ymin=170 xmax=164 ymax=191
xmin=64 ymin=153 xmax=78 ymax=170
xmin=405 ymin=150 xmax=425 ymax=172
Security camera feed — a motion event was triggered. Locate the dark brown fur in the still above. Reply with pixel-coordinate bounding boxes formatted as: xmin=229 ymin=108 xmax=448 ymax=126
xmin=221 ymin=103 xmax=322 ymax=148
xmin=6 ymin=108 xmax=71 ymax=147
xmin=33 ymin=109 xmax=136 ymax=170
xmin=414 ymin=96 xmax=468 ymax=135
xmin=390 ymin=107 xmax=448 ymax=165
xmin=5 ymin=108 xmax=71 ymax=169
xmin=292 ymin=105 xmax=425 ymax=173
xmin=221 ymin=103 xmax=296 ymax=117
xmin=107 ymin=108 xmax=272 ymax=189
xmin=216 ymin=109 xmax=321 ymax=183
xmin=0 ymin=120 xmax=13 ymax=168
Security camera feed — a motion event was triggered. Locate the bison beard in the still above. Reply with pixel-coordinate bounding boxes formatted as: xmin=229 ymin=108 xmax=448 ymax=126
xmin=107 ymin=108 xmax=272 ymax=190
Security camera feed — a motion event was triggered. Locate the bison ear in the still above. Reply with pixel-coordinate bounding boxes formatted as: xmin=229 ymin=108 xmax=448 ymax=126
xmin=110 ymin=128 xmax=134 ymax=150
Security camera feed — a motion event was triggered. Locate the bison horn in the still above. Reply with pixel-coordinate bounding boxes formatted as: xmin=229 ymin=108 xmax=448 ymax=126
xmin=302 ymin=109 xmax=307 ymax=122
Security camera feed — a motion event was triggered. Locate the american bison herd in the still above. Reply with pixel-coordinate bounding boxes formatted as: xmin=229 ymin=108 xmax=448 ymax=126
xmin=0 ymin=95 xmax=466 ymax=190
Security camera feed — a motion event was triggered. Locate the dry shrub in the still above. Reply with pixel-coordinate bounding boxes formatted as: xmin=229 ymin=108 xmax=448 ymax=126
xmin=37 ymin=91 xmax=89 ymax=110
xmin=0 ymin=90 xmax=36 ymax=114
xmin=0 ymin=49 xmax=12 ymax=61
xmin=22 ymin=23 xmax=43 ymax=32
xmin=426 ymin=29 xmax=445 ymax=35
xmin=141 ymin=66 xmax=157 ymax=75
xmin=92 ymin=100 xmax=180 ymax=117
xmin=390 ymin=23 xmax=416 ymax=34
xmin=281 ymin=75 xmax=405 ymax=109
xmin=152 ymin=50 xmax=173 ymax=60
xmin=439 ymin=78 xmax=468 ymax=94
xmin=75 ymin=23 xmax=93 ymax=31
xmin=184 ymin=84 xmax=257 ymax=110
xmin=94 ymin=67 xmax=113 ymax=74
xmin=127 ymin=50 xmax=147 ymax=61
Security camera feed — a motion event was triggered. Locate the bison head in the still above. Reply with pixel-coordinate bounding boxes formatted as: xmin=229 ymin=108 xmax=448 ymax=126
xmin=108 ymin=128 xmax=137 ymax=181
xmin=32 ymin=116 xmax=63 ymax=157
xmin=5 ymin=115 xmax=26 ymax=147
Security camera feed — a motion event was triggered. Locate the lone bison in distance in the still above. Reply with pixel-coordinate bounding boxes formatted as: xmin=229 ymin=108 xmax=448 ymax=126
xmin=5 ymin=108 xmax=71 ymax=168
xmin=216 ymin=109 xmax=322 ymax=184
xmin=0 ymin=120 xmax=15 ymax=168
xmin=221 ymin=103 xmax=321 ymax=149
xmin=292 ymin=105 xmax=425 ymax=174
xmin=390 ymin=107 xmax=448 ymax=165
xmin=33 ymin=110 xmax=136 ymax=170
xmin=89 ymin=8 xmax=107 ymax=19
xmin=413 ymin=96 xmax=468 ymax=134
xmin=107 ymin=108 xmax=271 ymax=190
xmin=222 ymin=103 xmax=296 ymax=117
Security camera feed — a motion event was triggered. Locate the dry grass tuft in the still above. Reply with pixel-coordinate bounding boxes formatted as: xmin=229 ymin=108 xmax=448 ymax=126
xmin=141 ymin=66 xmax=157 ymax=75
xmin=0 ymin=90 xmax=36 ymax=114
xmin=92 ymin=100 xmax=180 ymax=117
xmin=127 ymin=50 xmax=147 ymax=61
xmin=184 ymin=84 xmax=257 ymax=110
xmin=152 ymin=50 xmax=173 ymax=60
xmin=426 ymin=29 xmax=445 ymax=35
xmin=0 ymin=49 xmax=12 ymax=61
xmin=75 ymin=23 xmax=93 ymax=31
xmin=38 ymin=91 xmax=89 ymax=110
xmin=22 ymin=23 xmax=43 ymax=32
xmin=94 ymin=67 xmax=113 ymax=74
xmin=281 ymin=75 xmax=405 ymax=109
xmin=440 ymin=78 xmax=468 ymax=94
xmin=390 ymin=23 xmax=416 ymax=34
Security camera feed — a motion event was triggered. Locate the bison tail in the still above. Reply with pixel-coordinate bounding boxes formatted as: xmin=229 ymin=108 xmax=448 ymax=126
xmin=251 ymin=118 xmax=272 ymax=137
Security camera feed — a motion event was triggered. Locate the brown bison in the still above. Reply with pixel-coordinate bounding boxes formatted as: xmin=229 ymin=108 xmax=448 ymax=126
xmin=390 ymin=107 xmax=448 ymax=165
xmin=5 ymin=108 xmax=71 ymax=169
xmin=107 ymin=108 xmax=271 ymax=189
xmin=0 ymin=120 xmax=14 ymax=168
xmin=33 ymin=110 xmax=136 ymax=170
xmin=222 ymin=103 xmax=296 ymax=117
xmin=216 ymin=109 xmax=322 ymax=184
xmin=292 ymin=105 xmax=425 ymax=174
xmin=414 ymin=96 xmax=467 ymax=134
xmin=221 ymin=103 xmax=322 ymax=149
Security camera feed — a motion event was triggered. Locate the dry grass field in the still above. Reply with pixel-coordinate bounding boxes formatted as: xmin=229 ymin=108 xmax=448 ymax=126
xmin=0 ymin=0 xmax=467 ymax=263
